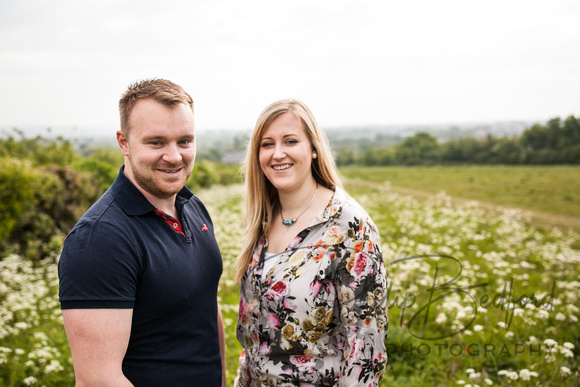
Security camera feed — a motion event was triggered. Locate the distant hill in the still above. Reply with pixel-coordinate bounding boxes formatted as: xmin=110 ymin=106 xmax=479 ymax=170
xmin=1 ymin=120 xmax=540 ymax=154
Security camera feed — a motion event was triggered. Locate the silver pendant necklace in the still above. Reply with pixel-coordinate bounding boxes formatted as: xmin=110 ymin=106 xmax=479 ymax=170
xmin=281 ymin=183 xmax=318 ymax=231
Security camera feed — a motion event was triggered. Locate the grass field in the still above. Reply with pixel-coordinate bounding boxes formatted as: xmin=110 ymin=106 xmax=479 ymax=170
xmin=340 ymin=165 xmax=580 ymax=232
xmin=201 ymin=181 xmax=580 ymax=386
xmin=1 ymin=166 xmax=579 ymax=386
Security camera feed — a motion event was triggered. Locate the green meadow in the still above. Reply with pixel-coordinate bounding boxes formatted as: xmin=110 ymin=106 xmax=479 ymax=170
xmin=340 ymin=165 xmax=580 ymax=233
xmin=1 ymin=166 xmax=579 ymax=386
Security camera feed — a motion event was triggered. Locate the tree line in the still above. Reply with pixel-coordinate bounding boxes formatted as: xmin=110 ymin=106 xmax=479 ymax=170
xmin=1 ymin=115 xmax=577 ymax=260
xmin=335 ymin=115 xmax=580 ymax=166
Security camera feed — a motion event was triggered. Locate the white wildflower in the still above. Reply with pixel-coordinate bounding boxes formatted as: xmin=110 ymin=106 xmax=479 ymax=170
xmin=519 ymin=369 xmax=538 ymax=381
xmin=559 ymin=347 xmax=574 ymax=358
xmin=435 ymin=312 xmax=447 ymax=324
xmin=498 ymin=370 xmax=519 ymax=380
xmin=14 ymin=322 xmax=29 ymax=330
xmin=537 ymin=309 xmax=550 ymax=319
xmin=468 ymin=372 xmax=481 ymax=380
xmin=23 ymin=376 xmax=37 ymax=385
xmin=560 ymin=366 xmax=571 ymax=376
xmin=44 ymin=359 xmax=64 ymax=374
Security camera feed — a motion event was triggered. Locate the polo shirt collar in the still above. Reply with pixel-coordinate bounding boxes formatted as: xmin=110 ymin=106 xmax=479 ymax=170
xmin=110 ymin=165 xmax=193 ymax=216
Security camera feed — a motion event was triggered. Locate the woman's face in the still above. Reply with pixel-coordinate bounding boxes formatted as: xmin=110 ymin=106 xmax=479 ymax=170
xmin=258 ymin=112 xmax=314 ymax=193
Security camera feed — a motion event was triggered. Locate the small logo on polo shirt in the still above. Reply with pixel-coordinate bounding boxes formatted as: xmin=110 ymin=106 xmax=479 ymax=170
xmin=202 ymin=224 xmax=208 ymax=231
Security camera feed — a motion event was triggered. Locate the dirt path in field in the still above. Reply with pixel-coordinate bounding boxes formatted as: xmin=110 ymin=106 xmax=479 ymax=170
xmin=344 ymin=178 xmax=580 ymax=233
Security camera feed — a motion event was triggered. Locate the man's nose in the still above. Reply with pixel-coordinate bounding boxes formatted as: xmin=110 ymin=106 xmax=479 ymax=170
xmin=162 ymin=143 xmax=183 ymax=163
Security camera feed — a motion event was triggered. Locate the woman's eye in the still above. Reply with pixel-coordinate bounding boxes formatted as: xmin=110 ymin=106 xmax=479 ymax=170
xmin=261 ymin=142 xmax=274 ymax=147
xmin=286 ymin=139 xmax=298 ymax=144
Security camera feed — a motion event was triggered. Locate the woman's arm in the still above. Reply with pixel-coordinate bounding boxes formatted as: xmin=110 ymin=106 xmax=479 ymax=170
xmin=336 ymin=220 xmax=388 ymax=386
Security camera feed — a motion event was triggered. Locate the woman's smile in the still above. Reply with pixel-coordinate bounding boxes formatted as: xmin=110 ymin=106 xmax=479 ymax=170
xmin=272 ymin=164 xmax=293 ymax=171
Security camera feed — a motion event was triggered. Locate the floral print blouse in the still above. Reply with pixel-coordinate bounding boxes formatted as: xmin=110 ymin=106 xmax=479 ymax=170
xmin=236 ymin=188 xmax=388 ymax=386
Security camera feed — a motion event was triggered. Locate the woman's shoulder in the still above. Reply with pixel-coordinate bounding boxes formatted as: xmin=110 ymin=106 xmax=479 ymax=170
xmin=333 ymin=187 xmax=373 ymax=222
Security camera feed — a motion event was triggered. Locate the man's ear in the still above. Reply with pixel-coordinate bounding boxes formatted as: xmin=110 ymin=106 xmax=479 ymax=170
xmin=117 ymin=130 xmax=130 ymax=156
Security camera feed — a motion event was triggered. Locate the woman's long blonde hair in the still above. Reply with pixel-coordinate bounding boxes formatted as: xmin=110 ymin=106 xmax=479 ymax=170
xmin=234 ymin=98 xmax=343 ymax=283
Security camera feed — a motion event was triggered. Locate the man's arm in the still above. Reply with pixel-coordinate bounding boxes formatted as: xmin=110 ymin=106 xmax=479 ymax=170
xmin=62 ymin=309 xmax=134 ymax=387
xmin=217 ymin=304 xmax=226 ymax=387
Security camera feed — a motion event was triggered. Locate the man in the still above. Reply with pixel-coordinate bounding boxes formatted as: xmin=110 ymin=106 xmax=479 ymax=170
xmin=58 ymin=79 xmax=226 ymax=386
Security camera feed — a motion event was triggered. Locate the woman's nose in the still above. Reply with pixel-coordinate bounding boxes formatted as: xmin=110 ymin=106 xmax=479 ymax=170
xmin=273 ymin=144 xmax=286 ymax=159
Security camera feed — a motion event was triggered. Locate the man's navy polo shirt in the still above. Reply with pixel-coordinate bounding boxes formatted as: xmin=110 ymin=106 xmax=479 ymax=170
xmin=58 ymin=167 xmax=223 ymax=386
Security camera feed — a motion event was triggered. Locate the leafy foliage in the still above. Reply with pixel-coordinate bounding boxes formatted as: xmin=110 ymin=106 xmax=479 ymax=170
xmin=0 ymin=131 xmax=242 ymax=261
xmin=0 ymin=129 xmax=75 ymax=166
xmin=0 ymin=158 xmax=102 ymax=260
xmin=336 ymin=115 xmax=580 ymax=166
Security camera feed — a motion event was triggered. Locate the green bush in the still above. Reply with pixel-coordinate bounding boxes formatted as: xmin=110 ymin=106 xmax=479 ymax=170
xmin=0 ymin=159 xmax=102 ymax=260
xmin=0 ymin=130 xmax=243 ymax=261
xmin=0 ymin=130 xmax=75 ymax=166
xmin=0 ymin=158 xmax=36 ymax=243
xmin=187 ymin=161 xmax=243 ymax=192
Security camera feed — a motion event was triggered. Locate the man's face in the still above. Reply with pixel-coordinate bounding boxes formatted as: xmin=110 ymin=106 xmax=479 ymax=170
xmin=117 ymin=98 xmax=196 ymax=201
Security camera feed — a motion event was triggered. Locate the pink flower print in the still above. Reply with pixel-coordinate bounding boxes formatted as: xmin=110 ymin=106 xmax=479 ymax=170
xmin=272 ymin=280 xmax=287 ymax=295
xmin=259 ymin=341 xmax=271 ymax=356
xmin=353 ymin=253 xmax=368 ymax=276
xmin=267 ymin=314 xmax=281 ymax=329
xmin=238 ymin=298 xmax=244 ymax=320
xmin=283 ymin=299 xmax=295 ymax=311
xmin=310 ymin=280 xmax=322 ymax=298
xmin=290 ymin=355 xmax=315 ymax=374
xmin=266 ymin=280 xmax=288 ymax=300
xmin=322 ymin=225 xmax=345 ymax=245
xmin=288 ymin=236 xmax=303 ymax=248
xmin=291 ymin=355 xmax=312 ymax=364
xmin=349 ymin=338 xmax=365 ymax=361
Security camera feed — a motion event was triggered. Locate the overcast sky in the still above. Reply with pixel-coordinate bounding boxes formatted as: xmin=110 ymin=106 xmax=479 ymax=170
xmin=1 ymin=0 xmax=579 ymax=136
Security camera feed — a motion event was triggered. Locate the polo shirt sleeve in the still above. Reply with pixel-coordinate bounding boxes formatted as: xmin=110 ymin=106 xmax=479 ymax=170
xmin=58 ymin=220 xmax=141 ymax=309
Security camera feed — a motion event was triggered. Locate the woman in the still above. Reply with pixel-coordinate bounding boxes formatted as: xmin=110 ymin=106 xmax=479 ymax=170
xmin=235 ymin=99 xmax=388 ymax=386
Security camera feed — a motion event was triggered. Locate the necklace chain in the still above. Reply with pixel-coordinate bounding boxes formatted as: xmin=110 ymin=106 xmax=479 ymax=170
xmin=281 ymin=183 xmax=318 ymax=231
